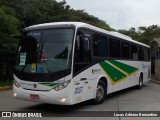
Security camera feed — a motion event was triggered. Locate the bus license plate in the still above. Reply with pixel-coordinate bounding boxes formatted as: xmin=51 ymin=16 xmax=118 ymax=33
xmin=30 ymin=94 xmax=39 ymax=100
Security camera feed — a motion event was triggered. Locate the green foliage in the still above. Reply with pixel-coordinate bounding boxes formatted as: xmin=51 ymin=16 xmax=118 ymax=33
xmin=0 ymin=6 xmax=19 ymax=52
xmin=0 ymin=80 xmax=13 ymax=86
xmin=0 ymin=0 xmax=113 ymax=30
xmin=118 ymin=25 xmax=160 ymax=45
xmin=138 ymin=25 xmax=160 ymax=44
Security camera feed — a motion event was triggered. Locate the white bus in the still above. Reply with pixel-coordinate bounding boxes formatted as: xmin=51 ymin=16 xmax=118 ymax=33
xmin=13 ymin=22 xmax=151 ymax=105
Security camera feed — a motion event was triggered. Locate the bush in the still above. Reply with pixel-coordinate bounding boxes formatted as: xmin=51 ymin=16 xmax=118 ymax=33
xmin=0 ymin=51 xmax=15 ymax=82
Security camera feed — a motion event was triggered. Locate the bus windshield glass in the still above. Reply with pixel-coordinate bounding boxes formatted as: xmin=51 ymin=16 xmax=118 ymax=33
xmin=15 ymin=28 xmax=74 ymax=74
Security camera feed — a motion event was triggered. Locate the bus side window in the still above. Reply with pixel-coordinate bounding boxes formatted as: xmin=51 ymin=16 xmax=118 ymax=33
xmin=121 ymin=41 xmax=130 ymax=59
xmin=131 ymin=44 xmax=138 ymax=60
xmin=93 ymin=34 xmax=108 ymax=57
xmin=109 ymin=37 xmax=121 ymax=58
xmin=144 ymin=47 xmax=150 ymax=61
xmin=138 ymin=46 xmax=144 ymax=61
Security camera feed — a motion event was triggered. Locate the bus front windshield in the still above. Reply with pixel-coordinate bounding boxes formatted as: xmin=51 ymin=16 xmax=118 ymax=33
xmin=15 ymin=28 xmax=74 ymax=74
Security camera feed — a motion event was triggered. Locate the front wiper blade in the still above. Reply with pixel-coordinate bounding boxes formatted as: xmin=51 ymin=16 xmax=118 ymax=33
xmin=38 ymin=41 xmax=44 ymax=63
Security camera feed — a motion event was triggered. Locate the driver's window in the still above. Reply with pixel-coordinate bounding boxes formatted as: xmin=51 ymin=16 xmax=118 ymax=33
xmin=75 ymin=31 xmax=90 ymax=63
xmin=74 ymin=30 xmax=91 ymax=74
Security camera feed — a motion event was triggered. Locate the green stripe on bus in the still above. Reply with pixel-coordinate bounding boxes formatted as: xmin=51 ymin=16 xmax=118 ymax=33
xmin=99 ymin=61 xmax=127 ymax=82
xmin=39 ymin=82 xmax=59 ymax=87
xmin=108 ymin=60 xmax=138 ymax=75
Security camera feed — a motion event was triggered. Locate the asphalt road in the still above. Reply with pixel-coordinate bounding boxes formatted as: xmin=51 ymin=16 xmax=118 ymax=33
xmin=0 ymin=81 xmax=160 ymax=120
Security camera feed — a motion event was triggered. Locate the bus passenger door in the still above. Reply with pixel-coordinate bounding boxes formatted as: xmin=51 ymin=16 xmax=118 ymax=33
xmin=73 ymin=30 xmax=94 ymax=103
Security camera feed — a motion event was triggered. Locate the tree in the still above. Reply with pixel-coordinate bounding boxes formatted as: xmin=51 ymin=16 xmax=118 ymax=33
xmin=0 ymin=0 xmax=113 ymax=31
xmin=0 ymin=6 xmax=19 ymax=52
xmin=118 ymin=25 xmax=160 ymax=45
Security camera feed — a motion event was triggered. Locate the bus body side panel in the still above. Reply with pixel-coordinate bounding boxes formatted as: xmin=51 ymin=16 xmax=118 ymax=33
xmin=71 ymin=67 xmax=96 ymax=104
xmin=97 ymin=60 xmax=151 ymax=94
xmin=71 ymin=59 xmax=151 ymax=104
xmin=117 ymin=60 xmax=151 ymax=87
xmin=91 ymin=63 xmax=124 ymax=94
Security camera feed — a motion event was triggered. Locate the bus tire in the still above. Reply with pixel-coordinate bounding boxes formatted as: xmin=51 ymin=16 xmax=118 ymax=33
xmin=136 ymin=74 xmax=143 ymax=89
xmin=91 ymin=80 xmax=106 ymax=104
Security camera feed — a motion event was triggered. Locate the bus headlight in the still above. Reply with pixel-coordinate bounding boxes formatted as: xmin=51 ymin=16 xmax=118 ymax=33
xmin=13 ymin=80 xmax=21 ymax=88
xmin=13 ymin=92 xmax=17 ymax=97
xmin=53 ymin=80 xmax=71 ymax=91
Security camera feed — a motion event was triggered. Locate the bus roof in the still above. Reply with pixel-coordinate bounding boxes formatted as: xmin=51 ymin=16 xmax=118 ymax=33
xmin=25 ymin=22 xmax=149 ymax=48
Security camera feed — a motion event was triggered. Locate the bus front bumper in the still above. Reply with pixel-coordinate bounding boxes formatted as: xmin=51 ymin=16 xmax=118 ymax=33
xmin=13 ymin=84 xmax=73 ymax=105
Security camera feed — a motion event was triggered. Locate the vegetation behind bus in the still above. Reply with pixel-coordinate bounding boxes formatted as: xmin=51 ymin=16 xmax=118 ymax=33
xmin=0 ymin=0 xmax=160 ymax=84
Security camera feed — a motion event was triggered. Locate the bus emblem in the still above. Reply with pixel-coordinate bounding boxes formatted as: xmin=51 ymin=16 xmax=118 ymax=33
xmin=33 ymin=84 xmax=37 ymax=88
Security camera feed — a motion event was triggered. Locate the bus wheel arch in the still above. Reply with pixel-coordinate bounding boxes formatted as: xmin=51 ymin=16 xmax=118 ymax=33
xmin=137 ymin=72 xmax=143 ymax=89
xmin=99 ymin=77 xmax=108 ymax=91
xmin=92 ymin=77 xmax=108 ymax=104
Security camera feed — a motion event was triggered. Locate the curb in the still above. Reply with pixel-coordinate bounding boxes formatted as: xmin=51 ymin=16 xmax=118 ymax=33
xmin=0 ymin=86 xmax=13 ymax=90
xmin=151 ymin=80 xmax=160 ymax=84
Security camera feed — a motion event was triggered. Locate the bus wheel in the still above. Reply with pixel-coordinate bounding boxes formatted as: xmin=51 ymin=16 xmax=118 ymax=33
xmin=137 ymin=74 xmax=143 ymax=89
xmin=92 ymin=80 xmax=106 ymax=104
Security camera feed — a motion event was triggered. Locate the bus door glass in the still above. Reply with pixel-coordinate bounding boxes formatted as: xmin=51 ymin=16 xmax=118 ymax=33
xmin=73 ymin=30 xmax=93 ymax=101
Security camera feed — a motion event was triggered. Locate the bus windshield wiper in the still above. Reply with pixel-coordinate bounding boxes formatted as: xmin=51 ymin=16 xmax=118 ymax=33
xmin=38 ymin=41 xmax=44 ymax=63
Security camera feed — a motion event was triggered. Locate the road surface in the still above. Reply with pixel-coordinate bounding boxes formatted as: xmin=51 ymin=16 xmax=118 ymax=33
xmin=0 ymin=81 xmax=160 ymax=120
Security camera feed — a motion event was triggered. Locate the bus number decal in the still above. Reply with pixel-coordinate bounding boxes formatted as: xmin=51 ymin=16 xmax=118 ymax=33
xmin=75 ymin=86 xmax=83 ymax=94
